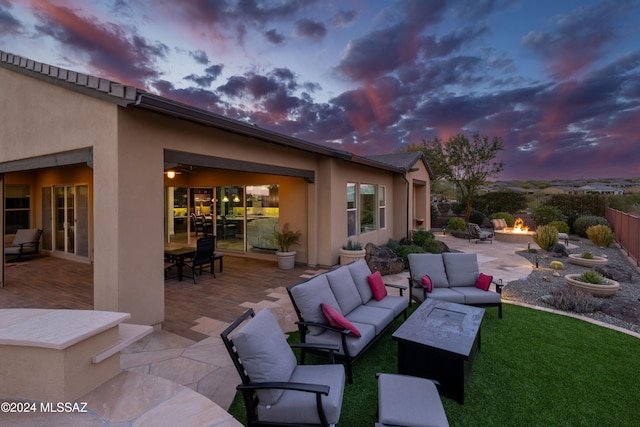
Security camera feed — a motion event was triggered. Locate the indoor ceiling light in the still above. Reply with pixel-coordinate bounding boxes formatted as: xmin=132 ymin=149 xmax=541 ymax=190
xmin=222 ymin=195 xmax=229 ymax=202
xmin=233 ymin=194 xmax=240 ymax=202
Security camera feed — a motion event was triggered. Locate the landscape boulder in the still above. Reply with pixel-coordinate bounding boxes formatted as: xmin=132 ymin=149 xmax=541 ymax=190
xmin=365 ymin=243 xmax=404 ymax=275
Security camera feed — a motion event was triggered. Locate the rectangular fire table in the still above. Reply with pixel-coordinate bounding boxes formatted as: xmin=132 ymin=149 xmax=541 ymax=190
xmin=392 ymin=299 xmax=485 ymax=404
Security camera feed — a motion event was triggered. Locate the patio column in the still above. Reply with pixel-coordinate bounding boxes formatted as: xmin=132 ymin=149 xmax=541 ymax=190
xmin=92 ymin=122 xmax=165 ymax=326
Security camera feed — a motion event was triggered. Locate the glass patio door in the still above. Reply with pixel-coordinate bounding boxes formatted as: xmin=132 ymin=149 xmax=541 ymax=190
xmin=44 ymin=185 xmax=89 ymax=258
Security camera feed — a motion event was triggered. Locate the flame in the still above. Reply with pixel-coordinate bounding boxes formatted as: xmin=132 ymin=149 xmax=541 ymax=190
xmin=512 ymin=218 xmax=529 ymax=234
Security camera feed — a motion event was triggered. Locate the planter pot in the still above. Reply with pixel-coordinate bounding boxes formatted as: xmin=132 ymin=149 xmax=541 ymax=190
xmin=568 ymin=254 xmax=608 ymax=267
xmin=275 ymin=251 xmax=296 ymax=270
xmin=339 ymin=248 xmax=366 ymax=265
xmin=565 ymin=274 xmax=620 ymax=297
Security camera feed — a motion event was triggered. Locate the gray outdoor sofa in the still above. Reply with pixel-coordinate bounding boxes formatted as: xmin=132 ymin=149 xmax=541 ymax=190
xmin=287 ymin=259 xmax=408 ymax=383
xmin=408 ymin=253 xmax=503 ymax=318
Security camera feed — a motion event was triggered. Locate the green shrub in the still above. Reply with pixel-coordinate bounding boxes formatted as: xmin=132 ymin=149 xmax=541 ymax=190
xmin=578 ymin=271 xmax=606 ymax=285
xmin=548 ymin=220 xmax=569 ymax=234
xmin=532 ymin=205 xmax=563 ymax=225
xmin=447 ymin=217 xmax=466 ymax=231
xmin=489 ymin=212 xmax=514 ymax=227
xmin=393 ymin=245 xmax=425 ymax=268
xmin=586 ymin=224 xmax=615 ymax=247
xmin=412 ymin=230 xmax=434 ymax=246
xmin=533 ymin=225 xmax=559 ymax=250
xmin=550 ymin=261 xmax=564 ymax=270
xmin=581 ymin=252 xmax=594 ymax=259
xmin=541 ymin=288 xmax=602 ymax=313
xmin=573 ymin=216 xmax=609 ymax=237
xmin=422 ymin=239 xmax=443 ymax=254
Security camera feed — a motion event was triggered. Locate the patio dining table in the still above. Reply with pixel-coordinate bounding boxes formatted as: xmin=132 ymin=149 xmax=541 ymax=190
xmin=164 ymin=246 xmax=196 ymax=281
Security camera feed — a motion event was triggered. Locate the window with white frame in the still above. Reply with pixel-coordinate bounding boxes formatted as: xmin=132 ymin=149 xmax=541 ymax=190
xmin=378 ymin=186 xmax=386 ymax=229
xmin=347 ymin=183 xmax=357 ymax=237
xmin=360 ymin=184 xmax=376 ymax=233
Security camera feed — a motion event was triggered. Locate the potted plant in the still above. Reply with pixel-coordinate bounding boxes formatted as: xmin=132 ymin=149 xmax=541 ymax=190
xmin=565 ymin=271 xmax=620 ymax=297
xmin=339 ymin=239 xmax=366 ymax=265
xmin=568 ymin=251 xmax=608 ymax=267
xmin=272 ymin=223 xmax=301 ymax=269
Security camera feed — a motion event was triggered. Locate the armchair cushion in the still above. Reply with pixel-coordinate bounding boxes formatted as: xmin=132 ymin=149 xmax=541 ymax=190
xmin=408 ymin=254 xmax=449 ymax=287
xmin=367 ymin=271 xmax=387 ymax=301
xmin=232 ymin=308 xmax=297 ymax=405
xmin=475 ymin=273 xmax=493 ymax=291
xmin=321 ymin=303 xmax=361 ymax=337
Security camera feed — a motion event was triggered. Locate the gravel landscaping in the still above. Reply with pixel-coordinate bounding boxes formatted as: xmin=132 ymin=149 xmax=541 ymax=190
xmin=501 ymin=236 xmax=640 ymax=335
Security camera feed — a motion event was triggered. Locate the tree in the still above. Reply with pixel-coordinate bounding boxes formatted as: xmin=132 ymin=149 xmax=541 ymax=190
xmin=406 ymin=133 xmax=504 ymax=220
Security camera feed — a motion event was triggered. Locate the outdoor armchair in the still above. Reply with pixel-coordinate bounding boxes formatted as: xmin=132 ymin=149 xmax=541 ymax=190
xmin=467 ymin=222 xmax=493 ymax=243
xmin=5 ymin=228 xmax=43 ymax=262
xmin=221 ymin=307 xmax=345 ymax=427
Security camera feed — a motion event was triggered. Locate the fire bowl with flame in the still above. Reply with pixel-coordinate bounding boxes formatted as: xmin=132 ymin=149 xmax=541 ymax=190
xmin=494 ymin=218 xmax=535 ymax=244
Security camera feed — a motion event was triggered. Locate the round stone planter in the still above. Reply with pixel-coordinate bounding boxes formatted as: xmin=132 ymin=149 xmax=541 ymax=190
xmin=565 ymin=274 xmax=620 ymax=297
xmin=568 ymin=253 xmax=608 ymax=267
xmin=339 ymin=248 xmax=366 ymax=265
xmin=275 ymin=251 xmax=296 ymax=270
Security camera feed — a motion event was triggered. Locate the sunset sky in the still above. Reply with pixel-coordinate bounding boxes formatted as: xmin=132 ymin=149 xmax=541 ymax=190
xmin=1 ymin=0 xmax=639 ymax=180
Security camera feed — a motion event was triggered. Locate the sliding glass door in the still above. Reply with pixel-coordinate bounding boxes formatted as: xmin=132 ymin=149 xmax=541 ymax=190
xmin=43 ymin=185 xmax=89 ymax=259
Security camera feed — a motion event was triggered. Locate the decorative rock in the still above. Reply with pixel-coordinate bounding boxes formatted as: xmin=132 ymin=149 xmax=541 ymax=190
xmin=548 ymin=244 xmax=569 ymax=257
xmin=365 ymin=243 xmax=404 ymax=275
xmin=595 ymin=264 xmax=634 ymax=283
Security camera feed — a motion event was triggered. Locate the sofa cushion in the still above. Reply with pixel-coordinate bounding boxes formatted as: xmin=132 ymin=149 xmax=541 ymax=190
xmin=408 ymin=254 xmax=449 ymax=288
xmin=345 ymin=305 xmax=394 ymax=335
xmin=305 ymin=322 xmax=376 ymax=357
xmin=326 ymin=266 xmax=363 ymax=314
xmin=321 ymin=303 xmax=361 ymax=337
xmin=289 ymin=275 xmax=342 ymax=335
xmin=365 ymin=295 xmax=408 ymax=318
xmin=257 ymin=364 xmax=345 ymax=425
xmin=454 ymin=287 xmax=502 ymax=304
xmin=232 ymin=308 xmax=297 ymax=405
xmin=443 ymin=252 xmax=479 ymax=287
xmin=475 ymin=273 xmax=492 ymax=291
xmin=348 ymin=259 xmax=374 ymax=303
xmin=368 ymin=271 xmax=387 ymax=301
xmin=427 ymin=287 xmax=466 ymax=304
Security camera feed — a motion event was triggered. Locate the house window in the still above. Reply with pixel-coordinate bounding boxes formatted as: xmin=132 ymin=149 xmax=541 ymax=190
xmin=379 ymin=186 xmax=386 ymax=229
xmin=347 ymin=183 xmax=357 ymax=237
xmin=359 ymin=184 xmax=376 ymax=234
xmin=5 ymin=185 xmax=30 ymax=234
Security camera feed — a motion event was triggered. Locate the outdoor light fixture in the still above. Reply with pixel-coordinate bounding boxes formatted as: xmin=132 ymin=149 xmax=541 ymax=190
xmin=166 ymin=171 xmax=176 ymax=179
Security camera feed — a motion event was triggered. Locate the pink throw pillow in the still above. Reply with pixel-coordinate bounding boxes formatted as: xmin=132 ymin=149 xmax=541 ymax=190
xmin=321 ymin=303 xmax=361 ymax=337
xmin=420 ymin=275 xmax=433 ymax=292
xmin=475 ymin=273 xmax=493 ymax=291
xmin=367 ymin=271 xmax=388 ymax=301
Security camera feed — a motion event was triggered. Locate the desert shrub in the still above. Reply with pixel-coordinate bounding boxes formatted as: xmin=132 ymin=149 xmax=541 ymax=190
xmin=474 ymin=191 xmax=528 ymax=215
xmin=447 ymin=217 xmax=466 ymax=231
xmin=586 ymin=224 xmax=615 ymax=247
xmin=531 ymin=205 xmax=563 ymax=225
xmin=489 ymin=212 xmax=514 ymax=227
xmin=412 ymin=230 xmax=434 ymax=247
xmin=573 ymin=216 xmax=609 ymax=237
xmin=547 ymin=193 xmax=606 ymax=217
xmin=469 ymin=210 xmax=485 ymax=227
xmin=533 ymin=225 xmax=559 ymax=250
xmin=581 ymin=252 xmax=594 ymax=259
xmin=386 ymin=239 xmax=400 ymax=252
xmin=578 ymin=271 xmax=606 ymax=285
xmin=393 ymin=245 xmax=425 ymax=268
xmin=541 ymin=288 xmax=602 ymax=313
xmin=547 ymin=220 xmax=569 ymax=234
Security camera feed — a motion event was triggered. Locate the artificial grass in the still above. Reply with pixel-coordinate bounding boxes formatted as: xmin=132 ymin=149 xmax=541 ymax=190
xmin=228 ymin=304 xmax=640 ymax=426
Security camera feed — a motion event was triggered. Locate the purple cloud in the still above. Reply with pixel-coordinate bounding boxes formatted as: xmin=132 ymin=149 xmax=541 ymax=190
xmin=294 ymin=18 xmax=326 ymax=41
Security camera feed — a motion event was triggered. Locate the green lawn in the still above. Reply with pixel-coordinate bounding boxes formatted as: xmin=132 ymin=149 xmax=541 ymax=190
xmin=229 ymin=304 xmax=640 ymax=426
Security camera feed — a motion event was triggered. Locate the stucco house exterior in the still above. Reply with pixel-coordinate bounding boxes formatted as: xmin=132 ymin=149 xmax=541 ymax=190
xmin=0 ymin=50 xmax=432 ymax=326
